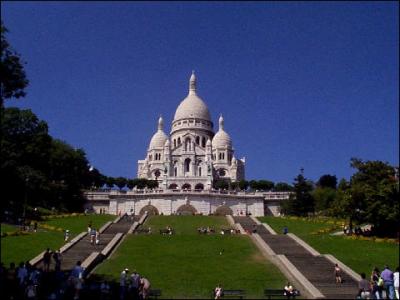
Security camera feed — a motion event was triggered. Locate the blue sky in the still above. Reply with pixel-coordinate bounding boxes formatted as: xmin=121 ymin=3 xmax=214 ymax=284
xmin=2 ymin=1 xmax=398 ymax=183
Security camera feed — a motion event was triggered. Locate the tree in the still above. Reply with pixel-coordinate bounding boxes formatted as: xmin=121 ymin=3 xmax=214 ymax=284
xmin=317 ymin=174 xmax=337 ymax=189
xmin=274 ymin=182 xmax=293 ymax=192
xmin=281 ymin=171 xmax=315 ymax=216
xmin=238 ymin=180 xmax=249 ymax=190
xmin=256 ymin=180 xmax=274 ymax=191
xmin=1 ymin=22 xmax=29 ymax=107
xmin=213 ymin=179 xmax=229 ymax=190
xmin=312 ymin=187 xmax=336 ymax=213
xmin=114 ymin=177 xmax=127 ymax=190
xmin=348 ymin=158 xmax=399 ymax=236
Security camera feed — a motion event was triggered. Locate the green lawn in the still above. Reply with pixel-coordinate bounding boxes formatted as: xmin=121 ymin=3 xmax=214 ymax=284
xmin=94 ymin=216 xmax=287 ymax=299
xmin=1 ymin=214 xmax=115 ymax=266
xmin=43 ymin=214 xmax=115 ymax=234
xmin=258 ymin=216 xmax=399 ymax=276
xmin=1 ymin=223 xmax=18 ymax=234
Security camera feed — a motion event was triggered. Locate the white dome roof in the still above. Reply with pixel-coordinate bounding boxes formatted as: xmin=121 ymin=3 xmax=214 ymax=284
xmin=148 ymin=116 xmax=168 ymax=149
xmin=173 ymin=72 xmax=212 ymax=122
xmin=212 ymin=115 xmax=232 ymax=148
xmin=213 ymin=130 xmax=232 ymax=148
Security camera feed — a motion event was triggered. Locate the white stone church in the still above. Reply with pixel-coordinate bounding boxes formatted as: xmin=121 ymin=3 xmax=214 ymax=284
xmin=85 ymin=73 xmax=290 ymax=216
xmin=137 ymin=72 xmax=245 ymax=190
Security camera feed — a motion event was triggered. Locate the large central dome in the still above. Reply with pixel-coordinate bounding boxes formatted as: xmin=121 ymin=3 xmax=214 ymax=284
xmin=173 ymin=72 xmax=212 ymax=122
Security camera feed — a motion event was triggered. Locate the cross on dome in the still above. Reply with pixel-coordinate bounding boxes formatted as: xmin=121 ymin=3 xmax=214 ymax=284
xmin=158 ymin=115 xmax=164 ymax=131
xmin=189 ymin=70 xmax=196 ymax=94
xmin=219 ymin=114 xmax=224 ymax=130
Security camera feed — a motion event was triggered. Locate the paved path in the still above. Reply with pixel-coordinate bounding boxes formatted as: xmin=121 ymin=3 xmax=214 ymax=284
xmin=233 ymin=216 xmax=359 ymax=299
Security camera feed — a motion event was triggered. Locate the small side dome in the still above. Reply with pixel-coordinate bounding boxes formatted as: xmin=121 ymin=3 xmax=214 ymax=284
xmin=148 ymin=116 xmax=168 ymax=150
xmin=212 ymin=114 xmax=232 ymax=149
xmin=164 ymin=139 xmax=170 ymax=147
xmin=206 ymin=138 xmax=212 ymax=146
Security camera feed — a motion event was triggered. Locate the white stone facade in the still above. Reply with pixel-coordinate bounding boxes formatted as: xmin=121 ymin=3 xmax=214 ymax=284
xmin=137 ymin=72 xmax=245 ymax=190
xmin=85 ymin=190 xmax=265 ymax=216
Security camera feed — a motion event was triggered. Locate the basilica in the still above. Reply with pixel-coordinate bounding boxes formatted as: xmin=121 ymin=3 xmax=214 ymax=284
xmin=137 ymin=72 xmax=245 ymax=190
xmin=85 ymin=73 xmax=289 ymax=217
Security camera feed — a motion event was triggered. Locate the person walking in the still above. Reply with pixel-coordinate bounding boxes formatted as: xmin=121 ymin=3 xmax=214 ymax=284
xmin=381 ymin=265 xmax=395 ymax=300
xmin=70 ymin=261 xmax=84 ymax=300
xmin=120 ymin=268 xmax=129 ymax=300
xmin=130 ymin=270 xmax=141 ymax=300
xmin=371 ymin=267 xmax=383 ymax=299
xmin=139 ymin=276 xmax=151 ymax=300
xmin=53 ymin=249 xmax=62 ymax=272
xmin=64 ymin=230 xmax=70 ymax=242
xmin=43 ymin=248 xmax=52 ymax=272
xmin=334 ymin=263 xmax=342 ymax=284
xmin=394 ymin=267 xmax=399 ymax=300
xmin=90 ymin=228 xmax=96 ymax=245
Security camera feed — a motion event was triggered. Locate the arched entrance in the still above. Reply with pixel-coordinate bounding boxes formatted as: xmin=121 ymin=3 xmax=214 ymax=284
xmin=177 ymin=204 xmax=197 ymax=215
xmin=139 ymin=205 xmax=159 ymax=216
xmin=194 ymin=183 xmax=204 ymax=190
xmin=168 ymin=183 xmax=178 ymax=190
xmin=215 ymin=205 xmax=233 ymax=216
xmin=182 ymin=183 xmax=191 ymax=190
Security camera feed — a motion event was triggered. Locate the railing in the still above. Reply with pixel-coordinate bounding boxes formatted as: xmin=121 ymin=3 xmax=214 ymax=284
xmin=85 ymin=188 xmax=291 ymax=199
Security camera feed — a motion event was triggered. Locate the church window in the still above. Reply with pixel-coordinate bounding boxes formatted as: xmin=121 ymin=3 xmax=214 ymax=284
xmin=184 ymin=158 xmax=191 ymax=172
xmin=219 ymin=169 xmax=226 ymax=177
xmin=178 ymin=137 xmax=181 ymax=145
xmin=174 ymin=139 xmax=176 ymax=148
xmin=199 ymin=167 xmax=202 ymax=177
xmin=222 ymin=153 xmax=225 ymax=160
xmin=154 ymin=169 xmax=161 ymax=179
xmin=195 ymin=136 xmax=200 ymax=145
xmin=149 ymin=155 xmax=152 ymax=161
xmin=185 ymin=138 xmax=191 ymax=151
xmin=174 ymin=167 xmax=177 ymax=177
xmin=202 ymin=137 xmax=206 ymax=147
xmin=219 ymin=153 xmax=222 ymax=160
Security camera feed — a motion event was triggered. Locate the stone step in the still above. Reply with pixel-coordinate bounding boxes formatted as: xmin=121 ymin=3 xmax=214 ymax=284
xmin=234 ymin=217 xmax=359 ymax=299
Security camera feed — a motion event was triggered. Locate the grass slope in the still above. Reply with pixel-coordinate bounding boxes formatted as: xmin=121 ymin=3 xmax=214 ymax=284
xmin=94 ymin=216 xmax=287 ymax=299
xmin=258 ymin=216 xmax=399 ymax=276
xmin=1 ymin=214 xmax=115 ymax=266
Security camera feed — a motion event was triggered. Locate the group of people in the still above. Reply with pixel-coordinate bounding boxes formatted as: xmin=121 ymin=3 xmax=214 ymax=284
xmin=343 ymin=225 xmax=374 ymax=236
xmin=160 ymin=226 xmax=174 ymax=235
xmin=357 ymin=265 xmax=399 ymax=299
xmin=197 ymin=226 xmax=215 ymax=234
xmin=120 ymin=268 xmax=151 ymax=300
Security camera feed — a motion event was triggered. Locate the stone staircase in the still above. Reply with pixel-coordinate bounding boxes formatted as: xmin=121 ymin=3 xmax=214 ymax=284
xmin=35 ymin=215 xmax=139 ymax=271
xmin=233 ymin=216 xmax=358 ymax=299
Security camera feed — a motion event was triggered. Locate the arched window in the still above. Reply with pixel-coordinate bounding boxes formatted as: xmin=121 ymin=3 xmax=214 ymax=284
xmin=198 ymin=167 xmax=202 ymax=177
xmin=174 ymin=167 xmax=177 ymax=177
xmin=219 ymin=153 xmax=222 ymax=160
xmin=185 ymin=138 xmax=191 ymax=151
xmin=178 ymin=137 xmax=181 ymax=145
xmin=174 ymin=139 xmax=176 ymax=148
xmin=195 ymin=136 xmax=200 ymax=145
xmin=185 ymin=158 xmax=191 ymax=173
xmin=202 ymin=137 xmax=206 ymax=147
xmin=195 ymin=183 xmax=204 ymax=190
